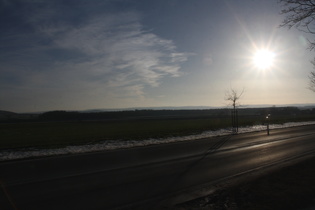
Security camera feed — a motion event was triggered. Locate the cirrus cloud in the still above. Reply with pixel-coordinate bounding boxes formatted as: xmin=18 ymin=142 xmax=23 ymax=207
xmin=0 ymin=2 xmax=190 ymax=111
xmin=36 ymin=12 xmax=189 ymax=97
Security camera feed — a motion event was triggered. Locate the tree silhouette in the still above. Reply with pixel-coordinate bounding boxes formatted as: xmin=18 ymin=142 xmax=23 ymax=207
xmin=309 ymin=71 xmax=315 ymax=92
xmin=225 ymin=88 xmax=244 ymax=110
xmin=225 ymin=88 xmax=244 ymax=133
xmin=280 ymin=0 xmax=315 ymax=91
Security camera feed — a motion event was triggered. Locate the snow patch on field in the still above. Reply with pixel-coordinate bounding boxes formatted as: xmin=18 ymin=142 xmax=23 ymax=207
xmin=1 ymin=121 xmax=315 ymax=161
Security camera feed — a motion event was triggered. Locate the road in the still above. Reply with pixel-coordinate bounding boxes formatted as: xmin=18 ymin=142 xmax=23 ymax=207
xmin=0 ymin=125 xmax=315 ymax=209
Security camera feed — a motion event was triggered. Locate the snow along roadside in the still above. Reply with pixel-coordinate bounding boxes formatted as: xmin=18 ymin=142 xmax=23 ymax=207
xmin=1 ymin=121 xmax=315 ymax=161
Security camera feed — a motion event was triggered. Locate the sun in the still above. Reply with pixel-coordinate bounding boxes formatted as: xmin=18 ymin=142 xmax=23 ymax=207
xmin=253 ymin=49 xmax=275 ymax=69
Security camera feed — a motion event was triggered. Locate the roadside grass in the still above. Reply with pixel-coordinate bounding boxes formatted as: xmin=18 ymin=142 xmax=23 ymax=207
xmin=0 ymin=114 xmax=314 ymax=150
xmin=0 ymin=119 xmax=229 ymax=149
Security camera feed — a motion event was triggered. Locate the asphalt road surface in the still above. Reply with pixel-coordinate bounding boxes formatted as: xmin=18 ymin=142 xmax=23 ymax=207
xmin=1 ymin=125 xmax=315 ymax=210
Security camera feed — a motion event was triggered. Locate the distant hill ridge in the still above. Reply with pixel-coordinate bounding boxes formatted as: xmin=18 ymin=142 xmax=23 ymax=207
xmin=0 ymin=110 xmax=17 ymax=117
xmin=0 ymin=110 xmax=37 ymax=121
xmin=1 ymin=104 xmax=315 ymax=122
xmin=77 ymin=104 xmax=315 ymax=113
xmin=1 ymin=103 xmax=315 ymax=114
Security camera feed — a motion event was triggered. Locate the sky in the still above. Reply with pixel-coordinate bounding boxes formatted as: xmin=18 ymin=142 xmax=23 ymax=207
xmin=1 ymin=0 xmax=315 ymax=113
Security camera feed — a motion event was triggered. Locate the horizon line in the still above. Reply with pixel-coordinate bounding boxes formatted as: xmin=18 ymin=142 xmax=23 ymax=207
xmin=4 ymin=103 xmax=315 ymax=114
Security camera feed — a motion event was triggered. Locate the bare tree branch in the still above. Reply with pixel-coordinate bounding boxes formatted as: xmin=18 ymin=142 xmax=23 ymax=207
xmin=279 ymin=0 xmax=315 ymax=38
xmin=280 ymin=0 xmax=315 ymax=91
xmin=309 ymin=71 xmax=315 ymax=91
xmin=225 ymin=88 xmax=244 ymax=110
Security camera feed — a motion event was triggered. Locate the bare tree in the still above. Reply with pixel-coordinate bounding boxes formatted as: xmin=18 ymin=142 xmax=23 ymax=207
xmin=225 ymin=88 xmax=244 ymax=110
xmin=279 ymin=0 xmax=315 ymax=91
xmin=225 ymin=88 xmax=244 ymax=133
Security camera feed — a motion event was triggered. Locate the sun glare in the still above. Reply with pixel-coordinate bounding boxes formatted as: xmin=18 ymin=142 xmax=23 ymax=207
xmin=253 ymin=49 xmax=275 ymax=69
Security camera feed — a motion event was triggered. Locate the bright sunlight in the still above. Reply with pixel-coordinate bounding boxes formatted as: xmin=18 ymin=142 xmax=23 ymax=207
xmin=253 ymin=49 xmax=275 ymax=69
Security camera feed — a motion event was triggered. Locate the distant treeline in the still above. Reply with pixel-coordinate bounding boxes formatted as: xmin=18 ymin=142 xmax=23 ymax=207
xmin=38 ymin=107 xmax=315 ymax=122
xmin=1 ymin=107 xmax=315 ymax=123
xmin=39 ymin=109 xmax=228 ymax=121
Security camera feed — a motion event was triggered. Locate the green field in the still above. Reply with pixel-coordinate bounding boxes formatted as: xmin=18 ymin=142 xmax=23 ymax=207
xmin=1 ymin=113 xmax=315 ymax=150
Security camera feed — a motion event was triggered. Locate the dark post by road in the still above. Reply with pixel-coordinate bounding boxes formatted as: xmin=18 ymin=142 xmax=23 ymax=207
xmin=266 ymin=114 xmax=270 ymax=135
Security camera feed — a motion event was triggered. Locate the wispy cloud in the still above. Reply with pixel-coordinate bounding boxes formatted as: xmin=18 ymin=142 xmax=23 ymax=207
xmin=45 ymin=13 xmax=188 ymax=90
xmin=203 ymin=54 xmax=214 ymax=66
xmin=39 ymin=12 xmax=187 ymax=94
xmin=0 ymin=2 xmax=189 ymax=110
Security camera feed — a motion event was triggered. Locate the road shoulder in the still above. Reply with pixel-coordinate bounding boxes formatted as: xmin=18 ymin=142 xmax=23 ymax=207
xmin=174 ymin=154 xmax=315 ymax=210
